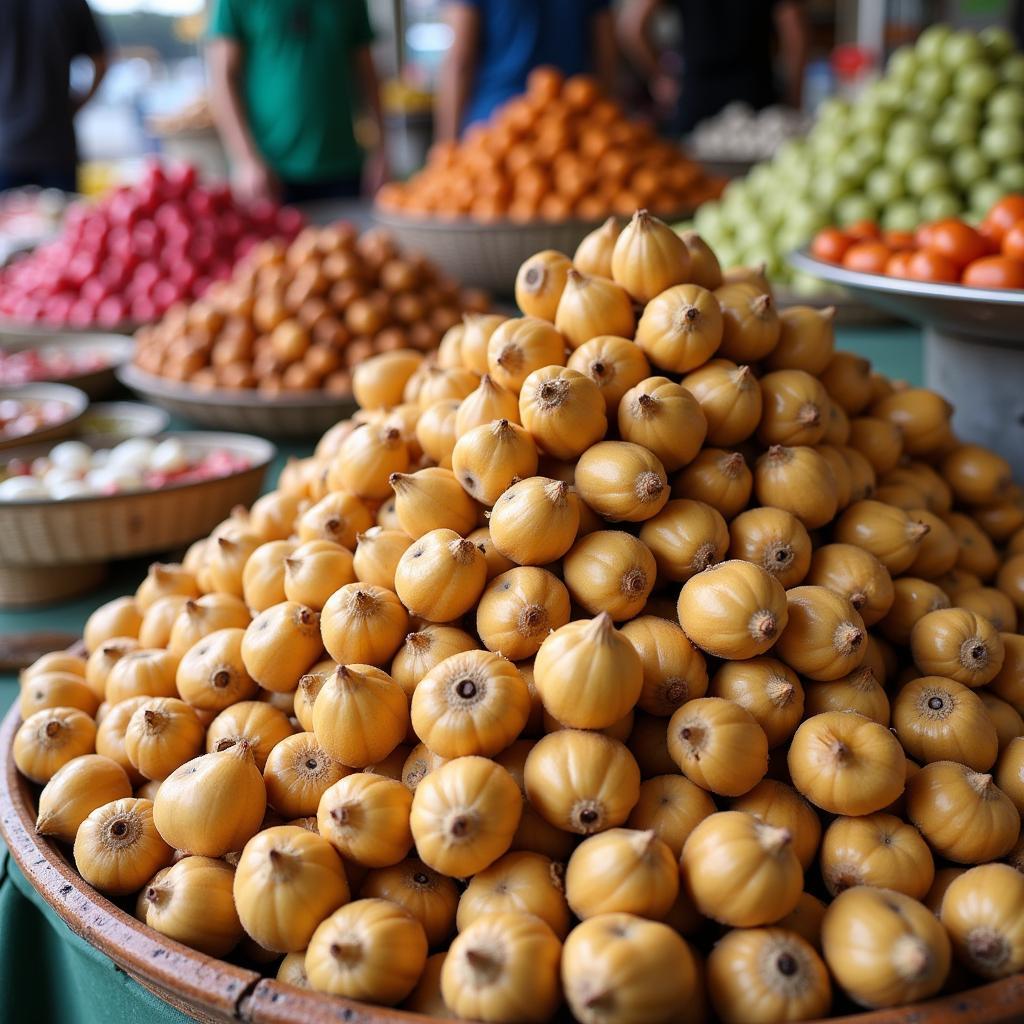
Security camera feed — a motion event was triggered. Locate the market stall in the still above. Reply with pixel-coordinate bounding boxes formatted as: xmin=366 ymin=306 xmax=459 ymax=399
xmin=2 ymin=8 xmax=1024 ymax=1024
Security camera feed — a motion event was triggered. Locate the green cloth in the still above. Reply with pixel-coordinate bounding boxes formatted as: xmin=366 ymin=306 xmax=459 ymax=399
xmin=209 ymin=0 xmax=374 ymax=182
xmin=0 ymin=323 xmax=923 ymax=1022
xmin=0 ymin=848 xmax=193 ymax=1024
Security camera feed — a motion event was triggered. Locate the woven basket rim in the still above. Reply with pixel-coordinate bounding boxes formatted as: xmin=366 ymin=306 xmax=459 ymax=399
xmin=0 ymin=429 xmax=274 ymax=511
xmin=118 ymin=364 xmax=355 ymax=412
xmin=373 ymin=206 xmax=695 ymax=234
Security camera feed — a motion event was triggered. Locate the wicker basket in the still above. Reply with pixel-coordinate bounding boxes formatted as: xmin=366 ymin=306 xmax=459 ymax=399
xmin=374 ymin=209 xmax=682 ymax=296
xmin=0 ymin=332 xmax=135 ymax=399
xmin=0 ymin=431 xmax=273 ymax=606
xmin=0 ymin=382 xmax=89 ymax=452
xmin=0 ymin=703 xmax=1022 ymax=1024
xmin=118 ymin=365 xmax=356 ymax=440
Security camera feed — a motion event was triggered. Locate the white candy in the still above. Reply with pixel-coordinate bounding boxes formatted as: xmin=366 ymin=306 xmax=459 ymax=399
xmin=49 ymin=440 xmax=93 ymax=474
xmin=42 ymin=466 xmax=79 ymax=490
xmin=91 ymin=449 xmax=111 ymax=467
xmin=50 ymin=480 xmax=93 ymax=501
xmin=150 ymin=438 xmax=187 ymax=473
xmin=109 ymin=438 xmax=157 ymax=472
xmin=86 ymin=466 xmax=143 ymax=493
xmin=0 ymin=476 xmax=48 ymax=501
xmin=30 ymin=456 xmax=51 ymax=478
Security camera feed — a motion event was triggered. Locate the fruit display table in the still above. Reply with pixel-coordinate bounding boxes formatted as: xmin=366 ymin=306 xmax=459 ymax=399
xmin=0 ymin=324 xmax=921 ymax=1023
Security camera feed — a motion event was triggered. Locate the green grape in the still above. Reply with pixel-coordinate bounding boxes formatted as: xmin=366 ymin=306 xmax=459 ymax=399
xmin=987 ymin=86 xmax=1024 ymax=122
xmin=791 ymin=271 xmax=832 ymax=297
xmin=955 ymin=61 xmax=1000 ymax=102
xmin=866 ymin=166 xmax=905 ymax=205
xmin=931 ymin=119 xmax=976 ymax=151
xmin=941 ymin=30 xmax=985 ymax=68
xmin=981 ymin=122 xmax=1024 ymax=161
xmin=886 ymin=46 xmax=919 ymax=85
xmin=916 ymin=24 xmax=953 ymax=62
xmin=885 ymin=138 xmax=928 ymax=172
xmin=919 ymin=191 xmax=962 ymax=221
xmin=882 ymin=199 xmax=921 ymax=232
xmin=853 ymin=136 xmax=884 ymax=167
xmin=786 ymin=205 xmax=828 ymax=240
xmin=914 ymin=65 xmax=952 ymax=103
xmin=836 ymin=195 xmax=878 ymax=227
xmin=904 ymin=94 xmax=941 ymax=121
xmin=980 ymin=25 xmax=1015 ymax=61
xmin=997 ymin=163 xmax=1024 ymax=191
xmin=816 ymin=97 xmax=851 ymax=127
xmin=970 ymin=180 xmax=1007 ymax=217
xmin=889 ymin=118 xmax=931 ymax=148
xmin=950 ymin=148 xmax=990 ymax=189
xmin=871 ymin=79 xmax=905 ymax=108
xmin=694 ymin=203 xmax=725 ymax=238
xmin=941 ymin=95 xmax=982 ymax=125
xmin=1002 ymin=54 xmax=1024 ymax=87
xmin=834 ymin=150 xmax=868 ymax=184
xmin=906 ymin=157 xmax=951 ymax=197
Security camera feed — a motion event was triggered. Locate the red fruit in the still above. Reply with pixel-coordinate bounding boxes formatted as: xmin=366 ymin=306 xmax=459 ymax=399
xmin=982 ymin=195 xmax=1024 ymax=242
xmin=885 ymin=251 xmax=914 ymax=278
xmin=961 ymin=255 xmax=1024 ymax=290
xmin=1001 ymin=221 xmax=1024 ymax=262
xmin=905 ymin=249 xmax=959 ymax=283
xmin=845 ymin=219 xmax=881 ymax=241
xmin=842 ymin=240 xmax=892 ymax=274
xmin=919 ymin=218 xmax=990 ymax=269
xmin=810 ymin=227 xmax=853 ymax=264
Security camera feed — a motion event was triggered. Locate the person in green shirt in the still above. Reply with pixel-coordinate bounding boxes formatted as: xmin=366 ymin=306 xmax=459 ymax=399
xmin=207 ymin=0 xmax=387 ymax=204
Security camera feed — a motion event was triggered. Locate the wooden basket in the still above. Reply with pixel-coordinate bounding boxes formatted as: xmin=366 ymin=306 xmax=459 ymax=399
xmin=2 ymin=705 xmax=1023 ymax=1024
xmin=374 ymin=209 xmax=686 ymax=296
xmin=118 ymin=365 xmax=356 ymax=441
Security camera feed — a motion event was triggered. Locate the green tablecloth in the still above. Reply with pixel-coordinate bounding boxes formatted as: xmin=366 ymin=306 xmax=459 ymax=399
xmin=0 ymin=324 xmax=923 ymax=1023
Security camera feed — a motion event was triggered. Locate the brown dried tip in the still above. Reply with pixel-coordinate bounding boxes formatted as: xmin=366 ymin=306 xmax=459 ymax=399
xmin=732 ymin=365 xmax=755 ymax=389
xmin=450 ymin=538 xmax=479 ymax=565
xmin=756 ymin=823 xmax=792 ymax=855
xmin=798 ymin=402 xmax=822 ymax=427
xmin=960 ymin=638 xmax=993 ymax=671
xmin=543 ymin=479 xmax=571 ymax=506
xmin=635 ymin=471 xmax=665 ymax=502
xmin=892 ymin=936 xmax=931 ymax=982
xmin=749 ymin=610 xmax=778 ymax=642
xmin=834 ymin=623 xmax=864 ymax=655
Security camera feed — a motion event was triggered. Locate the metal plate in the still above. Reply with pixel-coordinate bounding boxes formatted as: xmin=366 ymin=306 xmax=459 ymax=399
xmin=789 ymin=249 xmax=1024 ymax=342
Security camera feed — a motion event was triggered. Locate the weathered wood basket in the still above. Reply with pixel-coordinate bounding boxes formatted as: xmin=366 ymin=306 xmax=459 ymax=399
xmin=2 ymin=705 xmax=1024 ymax=1024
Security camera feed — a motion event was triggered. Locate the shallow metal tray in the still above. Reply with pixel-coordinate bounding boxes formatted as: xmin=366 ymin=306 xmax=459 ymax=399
xmin=789 ymin=249 xmax=1024 ymax=343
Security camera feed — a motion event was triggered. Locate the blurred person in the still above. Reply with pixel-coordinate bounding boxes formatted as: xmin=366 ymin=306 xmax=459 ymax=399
xmin=435 ymin=0 xmax=618 ymax=140
xmin=207 ymin=0 xmax=388 ymax=204
xmin=619 ymin=0 xmax=809 ymax=133
xmin=0 ymin=0 xmax=109 ymax=193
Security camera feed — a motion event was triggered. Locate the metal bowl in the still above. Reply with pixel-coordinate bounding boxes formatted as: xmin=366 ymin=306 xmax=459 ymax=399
xmin=788 ymin=249 xmax=1024 ymax=341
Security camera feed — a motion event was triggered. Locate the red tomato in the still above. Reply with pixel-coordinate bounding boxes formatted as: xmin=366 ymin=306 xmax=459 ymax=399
xmin=846 ymin=219 xmax=881 ymax=241
xmin=883 ymin=230 xmax=915 ymax=250
xmin=885 ymin=251 xmax=914 ymax=278
xmin=810 ymin=228 xmax=853 ymax=264
xmin=961 ymin=255 xmax=1024 ymax=290
xmin=920 ymin=218 xmax=991 ymax=269
xmin=1001 ymin=221 xmax=1024 ymax=262
xmin=841 ymin=240 xmax=892 ymax=275
xmin=982 ymin=195 xmax=1024 ymax=242
xmin=906 ymin=249 xmax=960 ymax=283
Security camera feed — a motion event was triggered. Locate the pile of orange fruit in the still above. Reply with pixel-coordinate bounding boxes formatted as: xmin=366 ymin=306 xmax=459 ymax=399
xmin=810 ymin=194 xmax=1024 ymax=290
xmin=375 ymin=67 xmax=722 ymax=224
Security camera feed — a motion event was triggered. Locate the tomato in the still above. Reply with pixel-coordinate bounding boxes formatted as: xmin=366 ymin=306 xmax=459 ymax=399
xmin=846 ymin=219 xmax=881 ymax=241
xmin=906 ymin=249 xmax=960 ymax=283
xmin=1001 ymin=221 xmax=1024 ymax=262
xmin=882 ymin=230 xmax=915 ymax=250
xmin=885 ymin=251 xmax=914 ymax=278
xmin=841 ymin=240 xmax=892 ymax=275
xmin=920 ymin=218 xmax=991 ymax=269
xmin=981 ymin=195 xmax=1024 ymax=242
xmin=810 ymin=227 xmax=853 ymax=264
xmin=961 ymin=255 xmax=1024 ymax=290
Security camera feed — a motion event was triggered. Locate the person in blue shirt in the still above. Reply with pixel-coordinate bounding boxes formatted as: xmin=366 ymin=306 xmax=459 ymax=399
xmin=435 ymin=0 xmax=617 ymax=140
